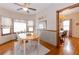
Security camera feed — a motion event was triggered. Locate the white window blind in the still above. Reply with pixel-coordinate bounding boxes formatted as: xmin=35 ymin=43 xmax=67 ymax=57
xmin=14 ymin=20 xmax=26 ymax=32
xmin=27 ymin=20 xmax=34 ymax=32
xmin=1 ymin=16 xmax=11 ymax=34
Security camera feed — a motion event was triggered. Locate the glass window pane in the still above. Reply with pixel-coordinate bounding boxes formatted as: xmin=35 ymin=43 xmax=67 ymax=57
xmin=28 ymin=27 xmax=33 ymax=31
xmin=3 ymin=28 xmax=10 ymax=34
xmin=14 ymin=22 xmax=26 ymax=32
xmin=1 ymin=16 xmax=11 ymax=34
xmin=38 ymin=21 xmax=47 ymax=30
xmin=63 ymin=20 xmax=70 ymax=30
xmin=27 ymin=20 xmax=34 ymax=26
xmin=39 ymin=24 xmax=44 ymax=29
xmin=2 ymin=16 xmax=12 ymax=26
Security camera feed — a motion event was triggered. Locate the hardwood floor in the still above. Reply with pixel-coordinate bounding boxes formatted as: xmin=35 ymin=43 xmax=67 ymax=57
xmin=0 ymin=37 xmax=79 ymax=55
xmin=47 ymin=37 xmax=79 ymax=55
xmin=0 ymin=40 xmax=14 ymax=55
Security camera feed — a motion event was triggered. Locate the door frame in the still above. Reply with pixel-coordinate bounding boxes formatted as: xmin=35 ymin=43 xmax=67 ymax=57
xmin=56 ymin=3 xmax=79 ymax=48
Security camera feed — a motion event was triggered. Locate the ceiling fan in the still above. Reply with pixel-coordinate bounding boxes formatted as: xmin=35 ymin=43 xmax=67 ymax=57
xmin=14 ymin=3 xmax=36 ymax=13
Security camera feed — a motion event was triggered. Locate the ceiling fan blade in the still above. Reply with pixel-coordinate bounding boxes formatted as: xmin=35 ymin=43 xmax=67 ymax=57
xmin=14 ymin=3 xmax=23 ymax=7
xmin=17 ymin=8 xmax=22 ymax=11
xmin=28 ymin=8 xmax=36 ymax=11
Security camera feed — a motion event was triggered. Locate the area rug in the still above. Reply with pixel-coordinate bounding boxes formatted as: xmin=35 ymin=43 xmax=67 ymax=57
xmin=4 ymin=41 xmax=50 ymax=55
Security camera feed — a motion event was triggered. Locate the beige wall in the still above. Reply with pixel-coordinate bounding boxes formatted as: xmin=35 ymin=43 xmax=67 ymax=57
xmin=66 ymin=12 xmax=79 ymax=38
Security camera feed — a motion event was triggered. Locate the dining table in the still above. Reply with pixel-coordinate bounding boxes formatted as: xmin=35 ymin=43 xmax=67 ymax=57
xmin=18 ymin=33 xmax=40 ymax=54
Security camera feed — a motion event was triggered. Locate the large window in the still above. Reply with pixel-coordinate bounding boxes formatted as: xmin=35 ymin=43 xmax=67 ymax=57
xmin=2 ymin=28 xmax=10 ymax=34
xmin=63 ymin=20 xmax=70 ymax=30
xmin=1 ymin=16 xmax=11 ymax=35
xmin=27 ymin=20 xmax=34 ymax=32
xmin=38 ymin=20 xmax=47 ymax=30
xmin=38 ymin=24 xmax=44 ymax=29
xmin=14 ymin=20 xmax=26 ymax=33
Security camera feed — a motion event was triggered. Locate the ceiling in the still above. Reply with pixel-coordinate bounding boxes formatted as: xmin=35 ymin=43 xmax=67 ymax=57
xmin=0 ymin=3 xmax=52 ymax=15
xmin=0 ymin=3 xmax=76 ymax=16
xmin=60 ymin=6 xmax=79 ymax=15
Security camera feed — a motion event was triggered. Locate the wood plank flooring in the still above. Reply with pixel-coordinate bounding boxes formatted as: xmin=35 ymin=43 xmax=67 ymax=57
xmin=47 ymin=37 xmax=79 ymax=55
xmin=0 ymin=37 xmax=79 ymax=55
xmin=0 ymin=40 xmax=14 ymax=54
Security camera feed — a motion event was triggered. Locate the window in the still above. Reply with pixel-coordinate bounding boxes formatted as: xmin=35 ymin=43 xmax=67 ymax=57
xmin=14 ymin=20 xmax=34 ymax=34
xmin=2 ymin=28 xmax=10 ymax=34
xmin=1 ymin=17 xmax=11 ymax=35
xmin=27 ymin=20 xmax=34 ymax=32
xmin=63 ymin=20 xmax=70 ymax=30
xmin=28 ymin=27 xmax=33 ymax=31
xmin=38 ymin=20 xmax=47 ymax=30
xmin=27 ymin=20 xmax=34 ymax=26
xmin=39 ymin=24 xmax=44 ymax=29
xmin=14 ymin=20 xmax=26 ymax=33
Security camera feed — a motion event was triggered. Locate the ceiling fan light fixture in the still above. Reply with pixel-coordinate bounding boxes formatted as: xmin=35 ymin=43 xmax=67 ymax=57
xmin=23 ymin=7 xmax=28 ymax=11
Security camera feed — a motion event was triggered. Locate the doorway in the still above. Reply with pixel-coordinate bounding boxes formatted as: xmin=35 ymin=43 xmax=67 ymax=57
xmin=62 ymin=20 xmax=70 ymax=37
xmin=56 ymin=3 xmax=79 ymax=47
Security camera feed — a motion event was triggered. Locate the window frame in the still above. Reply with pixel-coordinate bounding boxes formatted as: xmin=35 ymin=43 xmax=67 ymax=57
xmin=27 ymin=20 xmax=35 ymax=33
xmin=1 ymin=27 xmax=11 ymax=36
xmin=38 ymin=20 xmax=47 ymax=30
xmin=1 ymin=17 xmax=12 ymax=36
xmin=13 ymin=20 xmax=27 ymax=33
